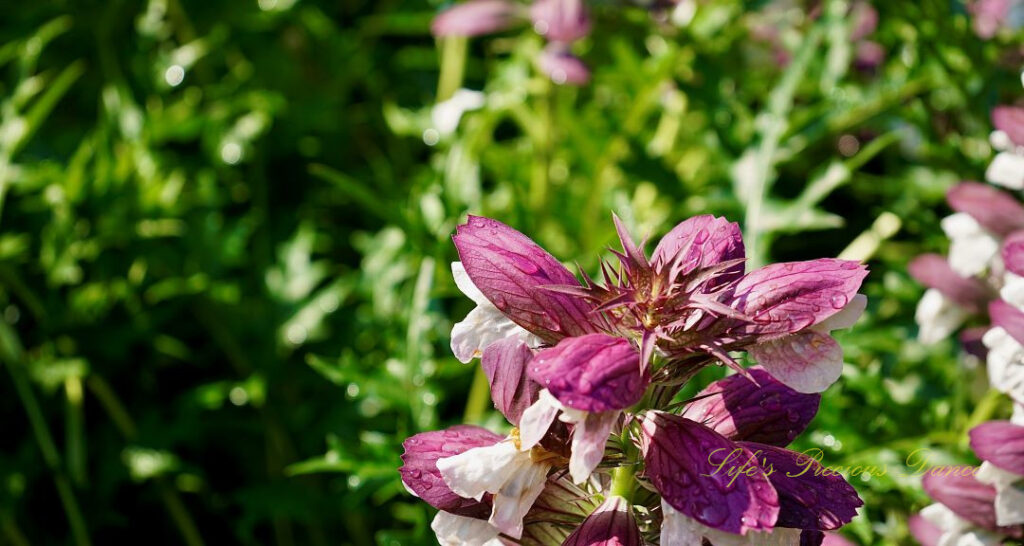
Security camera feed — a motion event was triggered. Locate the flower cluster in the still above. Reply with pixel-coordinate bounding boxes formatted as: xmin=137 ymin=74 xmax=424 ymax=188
xmin=909 ymin=104 xmax=1024 ymax=546
xmin=401 ymin=214 xmax=869 ymax=544
xmin=432 ymin=0 xmax=592 ymax=85
xmin=910 ymin=106 xmax=1024 ymax=400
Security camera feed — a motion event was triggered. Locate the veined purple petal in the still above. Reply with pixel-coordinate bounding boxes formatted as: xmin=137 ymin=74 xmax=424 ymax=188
xmin=537 ymin=45 xmax=590 ymax=85
xmin=907 ymin=514 xmax=943 ymax=546
xmin=991 ymin=300 xmax=1024 ymax=346
xmin=731 ymin=259 xmax=869 ymax=337
xmin=1004 ymin=231 xmax=1024 ymax=277
xmin=921 ymin=466 xmax=1016 ymax=535
xmin=529 ymin=0 xmax=591 ymax=43
xmin=947 ymin=182 xmax=1024 ymax=237
xmin=482 ymin=337 xmax=541 ymax=425
xmin=562 ymin=495 xmax=641 ymax=546
xmin=738 ymin=442 xmax=863 ymax=530
xmin=400 ymin=425 xmax=504 ymax=517
xmin=747 ymin=330 xmax=844 ymax=394
xmin=993 ymin=106 xmax=1024 ymax=147
xmin=970 ymin=421 xmax=1024 ymax=476
xmin=908 ymin=254 xmax=991 ymax=312
xmin=651 ymin=215 xmax=745 ymax=285
xmin=431 ymin=0 xmax=521 ymax=37
xmin=528 ymin=334 xmax=647 ymax=412
xmin=639 ymin=411 xmax=780 ymax=534
xmin=682 ymin=366 xmax=821 ymax=447
xmin=453 ymin=215 xmax=601 ymax=343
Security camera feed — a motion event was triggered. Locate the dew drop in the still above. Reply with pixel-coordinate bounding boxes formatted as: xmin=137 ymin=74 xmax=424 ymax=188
xmin=829 ymin=293 xmax=848 ymax=309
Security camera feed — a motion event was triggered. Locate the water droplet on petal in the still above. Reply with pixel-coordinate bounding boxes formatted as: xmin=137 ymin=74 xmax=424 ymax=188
xmin=830 ymin=293 xmax=849 ymax=309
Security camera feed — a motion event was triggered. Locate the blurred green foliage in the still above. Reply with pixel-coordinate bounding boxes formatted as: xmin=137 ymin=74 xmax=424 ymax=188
xmin=0 ymin=0 xmax=1020 ymax=544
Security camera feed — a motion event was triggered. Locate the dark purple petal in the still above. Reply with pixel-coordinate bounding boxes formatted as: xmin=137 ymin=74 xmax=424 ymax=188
xmin=639 ymin=412 xmax=780 ymax=534
xmin=947 ymin=182 xmax=1024 ymax=237
xmin=482 ymin=337 xmax=541 ymax=426
xmin=537 ymin=46 xmax=590 ymax=85
xmin=908 ymin=254 xmax=991 ymax=312
xmin=993 ymin=106 xmax=1024 ymax=147
xmin=399 ymin=425 xmax=503 ymax=517
xmin=453 ymin=215 xmax=601 ymax=343
xmin=681 ymin=366 xmax=820 ymax=447
xmin=738 ymin=443 xmax=863 ymax=530
xmin=431 ymin=0 xmax=521 ymax=37
xmin=1004 ymin=231 xmax=1024 ymax=277
xmin=801 ymin=531 xmax=825 ymax=546
xmin=970 ymin=421 xmax=1024 ymax=475
xmin=529 ymin=0 xmax=590 ymax=43
xmin=960 ymin=326 xmax=990 ymax=360
xmin=921 ymin=466 xmax=1020 ymax=535
xmin=529 ymin=334 xmax=647 ymax=412
xmin=562 ymin=496 xmax=641 ymax=546
xmin=651 ymin=215 xmax=746 ymax=285
xmin=908 ymin=514 xmax=943 ymax=546
xmin=747 ymin=330 xmax=844 ymax=394
xmin=730 ymin=259 xmax=869 ymax=337
xmin=991 ymin=300 xmax=1024 ymax=346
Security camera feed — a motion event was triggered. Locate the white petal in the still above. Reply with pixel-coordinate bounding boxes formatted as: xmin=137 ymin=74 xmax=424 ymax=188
xmin=560 ymin=409 xmax=618 ymax=484
xmin=430 ymin=511 xmax=504 ymax=546
xmin=451 ymin=305 xmax=525 ymax=363
xmin=976 ymin=462 xmax=1024 ymax=526
xmin=916 ymin=289 xmax=968 ymax=345
xmin=816 ymin=293 xmax=867 ymax=332
xmin=984 ymin=327 xmax=1024 ymax=402
xmin=452 ymin=262 xmax=490 ymax=306
xmin=941 ymin=213 xmax=999 ymax=277
xmin=748 ymin=330 xmax=843 ymax=393
xmin=986 ymin=152 xmax=1024 ymax=190
xmin=518 ymin=389 xmax=562 ymax=450
xmin=1002 ymin=273 xmax=1024 ymax=310
xmin=1013 ymin=403 xmax=1024 ymax=426
xmin=433 ymin=90 xmax=486 ymax=136
xmin=921 ymin=503 xmax=964 ymax=534
xmin=489 ymin=459 xmax=550 ymax=539
xmin=437 ymin=441 xmax=523 ymax=501
xmin=660 ymin=501 xmax=711 ymax=546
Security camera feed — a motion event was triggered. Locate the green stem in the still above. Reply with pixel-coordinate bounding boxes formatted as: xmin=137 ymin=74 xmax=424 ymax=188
xmin=740 ymin=25 xmax=823 ymax=268
xmin=529 ymin=76 xmax=552 ymax=212
xmin=0 ymin=324 xmax=91 ymax=546
xmin=609 ymin=464 xmax=635 ymax=501
xmin=437 ymin=36 xmax=467 ymax=102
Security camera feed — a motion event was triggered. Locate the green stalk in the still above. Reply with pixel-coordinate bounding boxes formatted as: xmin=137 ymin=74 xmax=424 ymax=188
xmin=437 ymin=36 xmax=467 ymax=102
xmin=65 ymin=376 xmax=87 ymax=486
xmin=739 ymin=25 xmax=822 ymax=267
xmin=529 ymin=76 xmax=553 ymax=212
xmin=0 ymin=324 xmax=91 ymax=546
xmin=609 ymin=464 xmax=636 ymax=501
